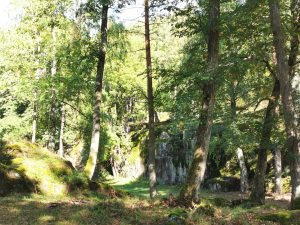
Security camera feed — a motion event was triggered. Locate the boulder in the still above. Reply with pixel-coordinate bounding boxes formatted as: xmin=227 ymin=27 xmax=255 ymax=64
xmin=204 ymin=176 xmax=240 ymax=192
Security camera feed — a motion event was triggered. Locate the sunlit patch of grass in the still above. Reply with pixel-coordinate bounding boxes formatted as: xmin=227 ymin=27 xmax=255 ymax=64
xmin=38 ymin=215 xmax=55 ymax=222
xmin=105 ymin=177 xmax=181 ymax=199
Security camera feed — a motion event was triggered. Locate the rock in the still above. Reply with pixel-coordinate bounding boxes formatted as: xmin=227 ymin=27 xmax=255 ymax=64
xmin=204 ymin=176 xmax=240 ymax=192
xmin=0 ymin=164 xmax=34 ymax=196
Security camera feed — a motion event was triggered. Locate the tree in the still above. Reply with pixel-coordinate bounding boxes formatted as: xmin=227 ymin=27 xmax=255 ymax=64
xmin=144 ymin=0 xmax=158 ymax=198
xmin=250 ymin=78 xmax=280 ymax=204
xmin=268 ymin=0 xmax=300 ymax=209
xmin=179 ymin=0 xmax=220 ymax=204
xmin=84 ymin=3 xmax=109 ymax=180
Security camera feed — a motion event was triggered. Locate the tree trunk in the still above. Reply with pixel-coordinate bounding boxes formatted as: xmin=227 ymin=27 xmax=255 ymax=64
xmin=268 ymin=0 xmax=300 ymax=209
xmin=273 ymin=146 xmax=282 ymax=194
xmin=84 ymin=5 xmax=108 ymax=180
xmin=178 ymin=0 xmax=220 ymax=204
xmin=48 ymin=28 xmax=57 ymax=151
xmin=250 ymin=79 xmax=280 ymax=204
xmin=58 ymin=105 xmax=65 ymax=158
xmin=144 ymin=0 xmax=157 ymax=198
xmin=288 ymin=0 xmax=300 ymax=78
xmin=48 ymin=104 xmax=56 ymax=150
xmin=236 ymin=147 xmax=249 ymax=193
xmin=32 ymin=90 xmax=37 ymax=143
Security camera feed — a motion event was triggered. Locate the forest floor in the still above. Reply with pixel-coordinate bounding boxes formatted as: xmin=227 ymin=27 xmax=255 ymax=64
xmin=0 ymin=179 xmax=299 ymax=225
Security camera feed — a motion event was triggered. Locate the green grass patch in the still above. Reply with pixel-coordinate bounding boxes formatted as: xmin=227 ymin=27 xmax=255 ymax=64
xmin=259 ymin=210 xmax=300 ymax=225
xmin=105 ymin=177 xmax=181 ymax=199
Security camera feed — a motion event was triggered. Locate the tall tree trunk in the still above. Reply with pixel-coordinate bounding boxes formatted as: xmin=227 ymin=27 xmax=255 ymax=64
xmin=268 ymin=0 xmax=300 ymax=209
xmin=273 ymin=146 xmax=282 ymax=194
xmin=32 ymin=90 xmax=37 ymax=143
xmin=288 ymin=0 xmax=300 ymax=78
xmin=84 ymin=5 xmax=108 ymax=180
xmin=230 ymin=81 xmax=249 ymax=193
xmin=58 ymin=105 xmax=65 ymax=158
xmin=178 ymin=0 xmax=220 ymax=204
xmin=144 ymin=0 xmax=157 ymax=198
xmin=48 ymin=28 xmax=57 ymax=151
xmin=236 ymin=147 xmax=249 ymax=193
xmin=250 ymin=79 xmax=280 ymax=203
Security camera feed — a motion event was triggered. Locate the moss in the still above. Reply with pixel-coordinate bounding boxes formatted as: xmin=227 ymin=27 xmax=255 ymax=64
xmin=68 ymin=172 xmax=89 ymax=191
xmin=194 ymin=202 xmax=216 ymax=217
xmin=0 ymin=142 xmax=76 ymax=196
xmin=259 ymin=210 xmax=300 ymax=225
xmin=209 ymin=197 xmax=231 ymax=207
xmin=0 ymin=163 xmax=34 ymax=196
xmin=128 ymin=144 xmax=141 ymax=164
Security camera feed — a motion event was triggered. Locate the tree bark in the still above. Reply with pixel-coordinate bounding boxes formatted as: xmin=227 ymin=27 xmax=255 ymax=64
xmin=32 ymin=90 xmax=37 ymax=143
xmin=268 ymin=0 xmax=300 ymax=209
xmin=178 ymin=0 xmax=220 ymax=204
xmin=273 ymin=146 xmax=282 ymax=194
xmin=288 ymin=0 xmax=300 ymax=78
xmin=236 ymin=147 xmax=249 ymax=193
xmin=250 ymin=79 xmax=280 ymax=203
xmin=84 ymin=4 xmax=108 ymax=180
xmin=144 ymin=0 xmax=157 ymax=199
xmin=58 ymin=105 xmax=65 ymax=158
xmin=48 ymin=28 xmax=57 ymax=151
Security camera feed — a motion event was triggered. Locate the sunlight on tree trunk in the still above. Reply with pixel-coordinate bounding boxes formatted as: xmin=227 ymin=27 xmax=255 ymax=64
xmin=48 ymin=27 xmax=57 ymax=151
xmin=144 ymin=0 xmax=157 ymax=199
xmin=178 ymin=0 xmax=220 ymax=205
xmin=32 ymin=90 xmax=37 ymax=143
xmin=84 ymin=4 xmax=108 ymax=180
xmin=273 ymin=146 xmax=282 ymax=194
xmin=236 ymin=147 xmax=248 ymax=193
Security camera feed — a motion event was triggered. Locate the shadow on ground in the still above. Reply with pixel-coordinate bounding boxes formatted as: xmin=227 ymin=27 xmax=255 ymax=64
xmin=0 ymin=195 xmax=170 ymax=225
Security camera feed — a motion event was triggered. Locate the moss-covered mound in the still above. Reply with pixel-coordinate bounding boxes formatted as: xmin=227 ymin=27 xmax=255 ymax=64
xmin=0 ymin=163 xmax=35 ymax=196
xmin=0 ymin=142 xmax=78 ymax=196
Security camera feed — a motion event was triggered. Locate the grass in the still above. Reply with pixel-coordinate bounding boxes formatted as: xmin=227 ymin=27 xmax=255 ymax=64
xmin=105 ymin=176 xmax=181 ymax=199
xmin=0 ymin=143 xmax=297 ymax=225
xmin=0 ymin=182 xmax=298 ymax=225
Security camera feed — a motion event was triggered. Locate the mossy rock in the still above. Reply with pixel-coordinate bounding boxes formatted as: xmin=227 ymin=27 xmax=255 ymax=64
xmin=204 ymin=176 xmax=240 ymax=192
xmin=259 ymin=210 xmax=300 ymax=225
xmin=0 ymin=142 xmax=74 ymax=196
xmin=0 ymin=163 xmax=34 ymax=196
xmin=0 ymin=141 xmax=129 ymax=198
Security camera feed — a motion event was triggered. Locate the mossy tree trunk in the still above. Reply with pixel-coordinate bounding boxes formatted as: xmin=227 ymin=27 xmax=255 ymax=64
xmin=250 ymin=79 xmax=280 ymax=203
xmin=178 ymin=0 xmax=220 ymax=205
xmin=84 ymin=4 xmax=108 ymax=180
xmin=268 ymin=0 xmax=300 ymax=209
xmin=144 ymin=0 xmax=157 ymax=198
